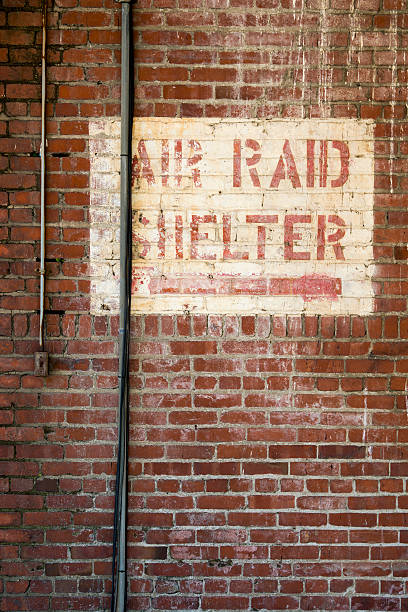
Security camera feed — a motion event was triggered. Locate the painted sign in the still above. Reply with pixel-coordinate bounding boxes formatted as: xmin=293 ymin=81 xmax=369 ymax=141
xmin=90 ymin=119 xmax=374 ymax=315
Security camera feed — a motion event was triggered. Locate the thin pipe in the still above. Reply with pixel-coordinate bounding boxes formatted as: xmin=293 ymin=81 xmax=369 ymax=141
xmin=39 ymin=0 xmax=47 ymax=349
xmin=111 ymin=1 xmax=132 ymax=611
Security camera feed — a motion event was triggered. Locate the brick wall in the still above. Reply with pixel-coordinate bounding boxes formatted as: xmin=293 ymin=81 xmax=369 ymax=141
xmin=2 ymin=0 xmax=408 ymax=610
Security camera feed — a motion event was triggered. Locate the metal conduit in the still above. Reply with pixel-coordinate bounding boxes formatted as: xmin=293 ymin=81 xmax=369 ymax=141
xmin=111 ymin=1 xmax=133 ymax=611
xmin=39 ymin=0 xmax=47 ymax=349
xmin=34 ymin=0 xmax=49 ymax=378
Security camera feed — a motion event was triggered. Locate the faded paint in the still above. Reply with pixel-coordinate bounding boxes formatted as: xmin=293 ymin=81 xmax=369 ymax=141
xmin=89 ymin=118 xmax=374 ymax=315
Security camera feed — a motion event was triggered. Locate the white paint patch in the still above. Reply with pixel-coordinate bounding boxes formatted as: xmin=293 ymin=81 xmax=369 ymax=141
xmin=89 ymin=118 xmax=374 ymax=315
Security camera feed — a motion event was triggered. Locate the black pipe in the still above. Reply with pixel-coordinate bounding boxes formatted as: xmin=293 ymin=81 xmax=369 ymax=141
xmin=111 ymin=1 xmax=133 ymax=611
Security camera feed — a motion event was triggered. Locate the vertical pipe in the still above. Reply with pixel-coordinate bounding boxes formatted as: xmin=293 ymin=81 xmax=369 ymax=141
xmin=112 ymin=1 xmax=132 ymax=611
xmin=39 ymin=0 xmax=47 ymax=349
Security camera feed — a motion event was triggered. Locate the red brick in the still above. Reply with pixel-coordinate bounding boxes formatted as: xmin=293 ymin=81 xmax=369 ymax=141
xmin=170 ymin=341 xmax=217 ymax=355
xmin=3 ymin=2 xmax=408 ymax=606
xmin=163 ymin=85 xmax=213 ymax=100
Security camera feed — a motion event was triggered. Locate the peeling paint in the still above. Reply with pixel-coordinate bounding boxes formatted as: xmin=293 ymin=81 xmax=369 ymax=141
xmin=90 ymin=118 xmax=374 ymax=315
